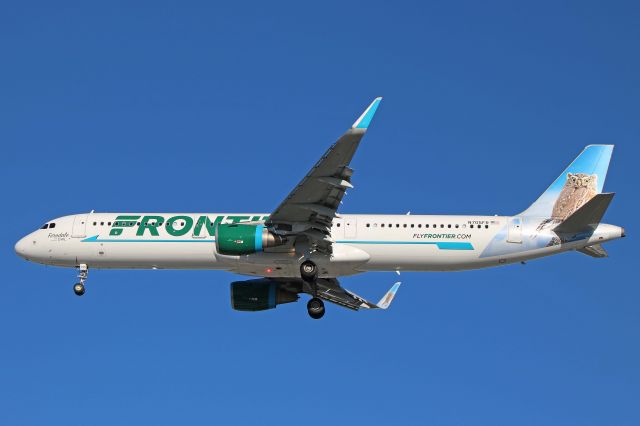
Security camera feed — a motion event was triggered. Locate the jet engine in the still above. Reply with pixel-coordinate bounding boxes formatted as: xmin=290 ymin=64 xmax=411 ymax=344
xmin=216 ymin=224 xmax=285 ymax=255
xmin=230 ymin=279 xmax=299 ymax=311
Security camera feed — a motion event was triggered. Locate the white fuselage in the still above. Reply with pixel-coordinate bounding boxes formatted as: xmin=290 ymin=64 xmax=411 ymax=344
xmin=14 ymin=212 xmax=624 ymax=278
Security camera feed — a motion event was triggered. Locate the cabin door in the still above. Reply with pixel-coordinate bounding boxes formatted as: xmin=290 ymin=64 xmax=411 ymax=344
xmin=71 ymin=213 xmax=89 ymax=238
xmin=507 ymin=217 xmax=523 ymax=243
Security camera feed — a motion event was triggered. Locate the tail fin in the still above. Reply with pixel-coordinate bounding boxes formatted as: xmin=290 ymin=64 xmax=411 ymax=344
xmin=520 ymin=145 xmax=614 ymax=218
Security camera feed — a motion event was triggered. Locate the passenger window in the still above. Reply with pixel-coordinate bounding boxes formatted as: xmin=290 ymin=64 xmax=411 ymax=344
xmin=366 ymin=223 xmax=370 ymax=227
xmin=485 ymin=224 xmax=489 ymax=229
xmin=101 ymin=222 xmax=104 ymax=226
xmin=470 ymin=225 xmax=474 ymax=228
xmin=440 ymin=224 xmax=444 ymax=228
xmin=41 ymin=224 xmax=48 ymax=229
xmin=403 ymin=224 xmax=407 ymax=228
xmin=388 ymin=224 xmax=392 ymax=228
xmin=337 ymin=223 xmax=341 ymax=227
xmin=455 ymin=224 xmax=459 ymax=228
xmin=93 ymin=222 xmax=97 ymax=226
xmin=418 ymin=224 xmax=422 ymax=228
xmin=410 ymin=224 xmax=414 ymax=228
xmin=396 ymin=224 xmax=400 ymax=228
xmin=425 ymin=224 xmax=429 ymax=228
xmin=447 ymin=224 xmax=451 ymax=228
xmin=49 ymin=223 xmax=56 ymax=229
xmin=381 ymin=224 xmax=385 ymax=227
xmin=108 ymin=222 xmax=112 ymax=226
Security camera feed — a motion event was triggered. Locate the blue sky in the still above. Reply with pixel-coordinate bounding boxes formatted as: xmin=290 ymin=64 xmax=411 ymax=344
xmin=1 ymin=1 xmax=639 ymax=424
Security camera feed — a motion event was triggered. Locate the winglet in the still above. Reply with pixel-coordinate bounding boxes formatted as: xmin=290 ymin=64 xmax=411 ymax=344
xmin=374 ymin=281 xmax=401 ymax=309
xmin=351 ymin=97 xmax=383 ymax=129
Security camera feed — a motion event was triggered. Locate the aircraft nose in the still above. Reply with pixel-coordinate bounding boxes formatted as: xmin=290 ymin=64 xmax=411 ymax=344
xmin=15 ymin=236 xmax=30 ymax=259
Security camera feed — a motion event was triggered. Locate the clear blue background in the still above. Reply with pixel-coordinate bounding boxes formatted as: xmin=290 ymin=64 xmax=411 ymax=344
xmin=1 ymin=1 xmax=638 ymax=424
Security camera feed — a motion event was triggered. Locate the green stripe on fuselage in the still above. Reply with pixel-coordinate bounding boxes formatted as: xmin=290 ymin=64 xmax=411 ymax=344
xmin=80 ymin=236 xmax=473 ymax=250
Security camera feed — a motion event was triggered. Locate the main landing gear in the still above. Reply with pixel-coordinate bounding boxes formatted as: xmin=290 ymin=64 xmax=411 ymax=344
xmin=300 ymin=260 xmax=325 ymax=319
xmin=74 ymin=264 xmax=88 ymax=296
xmin=307 ymin=297 xmax=325 ymax=320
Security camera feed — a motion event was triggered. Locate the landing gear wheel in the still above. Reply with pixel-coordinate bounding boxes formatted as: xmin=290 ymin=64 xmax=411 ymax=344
xmin=307 ymin=297 xmax=325 ymax=319
xmin=73 ymin=283 xmax=85 ymax=296
xmin=74 ymin=264 xmax=88 ymax=297
xmin=300 ymin=260 xmax=318 ymax=282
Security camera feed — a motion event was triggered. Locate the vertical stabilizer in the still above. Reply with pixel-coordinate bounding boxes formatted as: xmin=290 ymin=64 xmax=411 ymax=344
xmin=520 ymin=145 xmax=614 ymax=219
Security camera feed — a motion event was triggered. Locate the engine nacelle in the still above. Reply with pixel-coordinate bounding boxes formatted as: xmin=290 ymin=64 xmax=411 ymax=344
xmin=230 ymin=279 xmax=299 ymax=311
xmin=216 ymin=224 xmax=285 ymax=255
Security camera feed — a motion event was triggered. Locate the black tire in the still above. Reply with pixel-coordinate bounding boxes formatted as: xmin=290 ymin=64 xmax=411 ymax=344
xmin=307 ymin=297 xmax=325 ymax=319
xmin=300 ymin=260 xmax=318 ymax=282
xmin=73 ymin=283 xmax=85 ymax=296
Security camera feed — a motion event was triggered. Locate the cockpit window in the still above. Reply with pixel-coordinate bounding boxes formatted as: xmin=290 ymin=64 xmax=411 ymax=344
xmin=41 ymin=224 xmax=49 ymax=229
xmin=49 ymin=223 xmax=56 ymax=229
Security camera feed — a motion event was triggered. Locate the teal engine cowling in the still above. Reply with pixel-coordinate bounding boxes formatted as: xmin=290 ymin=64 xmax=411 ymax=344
xmin=230 ymin=279 xmax=299 ymax=311
xmin=216 ymin=224 xmax=285 ymax=256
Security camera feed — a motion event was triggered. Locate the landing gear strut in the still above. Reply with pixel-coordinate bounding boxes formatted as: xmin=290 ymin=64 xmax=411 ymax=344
xmin=74 ymin=264 xmax=88 ymax=296
xmin=300 ymin=260 xmax=324 ymax=319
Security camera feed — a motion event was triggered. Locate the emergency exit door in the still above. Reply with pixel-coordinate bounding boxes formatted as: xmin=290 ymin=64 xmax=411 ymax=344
xmin=344 ymin=217 xmax=357 ymax=239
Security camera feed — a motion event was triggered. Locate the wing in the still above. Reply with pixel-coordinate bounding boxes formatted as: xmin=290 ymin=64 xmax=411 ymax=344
xmin=266 ymin=97 xmax=382 ymax=253
xmin=314 ymin=278 xmax=401 ymax=311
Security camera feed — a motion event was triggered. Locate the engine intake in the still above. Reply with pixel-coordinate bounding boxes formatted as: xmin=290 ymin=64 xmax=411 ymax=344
xmin=230 ymin=279 xmax=299 ymax=311
xmin=216 ymin=224 xmax=285 ymax=255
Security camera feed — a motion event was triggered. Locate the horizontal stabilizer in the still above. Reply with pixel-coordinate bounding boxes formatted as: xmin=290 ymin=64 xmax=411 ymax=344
xmin=553 ymin=193 xmax=615 ymax=234
xmin=577 ymin=244 xmax=608 ymax=258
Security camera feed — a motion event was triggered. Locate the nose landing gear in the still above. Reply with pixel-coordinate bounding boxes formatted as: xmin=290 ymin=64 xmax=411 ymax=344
xmin=300 ymin=260 xmax=325 ymax=319
xmin=74 ymin=264 xmax=88 ymax=296
xmin=73 ymin=283 xmax=85 ymax=296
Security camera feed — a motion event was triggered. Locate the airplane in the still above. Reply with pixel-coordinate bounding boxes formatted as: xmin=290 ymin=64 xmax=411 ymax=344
xmin=14 ymin=98 xmax=625 ymax=319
